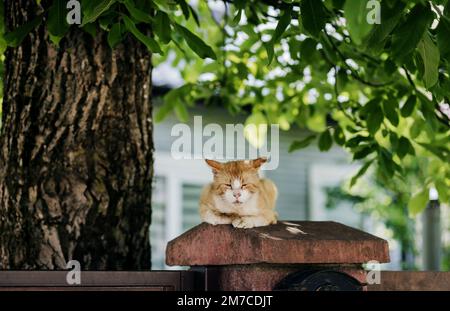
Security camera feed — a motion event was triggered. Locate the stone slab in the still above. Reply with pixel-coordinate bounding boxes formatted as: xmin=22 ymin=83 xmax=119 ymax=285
xmin=166 ymin=221 xmax=390 ymax=266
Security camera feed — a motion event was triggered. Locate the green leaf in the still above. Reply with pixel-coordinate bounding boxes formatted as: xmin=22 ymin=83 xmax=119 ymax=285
xmin=301 ymin=0 xmax=328 ymax=38
xmin=320 ymin=33 xmax=339 ymax=63
xmin=346 ymin=135 xmax=370 ymax=148
xmin=230 ymin=9 xmax=242 ymax=27
xmin=123 ymin=15 xmax=162 ymax=54
xmin=344 ymin=0 xmax=373 ymax=45
xmin=4 ymin=15 xmax=44 ymax=47
xmin=289 ymin=135 xmax=316 ymax=152
xmin=366 ymin=104 xmax=383 ymax=135
xmin=266 ymin=6 xmax=292 ymax=64
xmin=173 ymin=23 xmax=216 ymax=59
xmin=155 ymin=100 xmax=176 ymax=123
xmin=382 ymin=100 xmax=399 ymax=126
xmin=98 ymin=10 xmax=116 ymax=30
xmin=408 ymin=188 xmax=429 ymax=215
xmin=150 ymin=0 xmax=170 ymax=10
xmin=289 ymin=39 xmax=300 ymax=60
xmin=435 ymin=180 xmax=449 ymax=203
xmin=336 ymin=68 xmax=348 ymax=93
xmin=107 ymin=22 xmax=123 ymax=48
xmin=47 ymin=0 xmax=70 ymax=43
xmin=417 ymin=33 xmax=440 ymax=89
xmin=378 ymin=148 xmax=397 ymax=178
xmin=350 ymin=160 xmax=373 ymax=188
xmin=82 ymin=0 xmax=117 ymax=26
xmin=437 ymin=1 xmax=450 ymax=59
xmin=123 ymin=0 xmax=152 ymax=24
xmin=318 ymin=129 xmax=332 ymax=151
xmin=361 ymin=97 xmax=377 ymax=115
xmin=410 ymin=118 xmax=423 ymax=139
xmin=418 ymin=93 xmax=439 ymax=131
xmin=174 ymin=101 xmax=189 ymax=122
xmin=49 ymin=34 xmax=62 ymax=46
xmin=0 ymin=37 xmax=6 ymax=54
xmin=401 ymin=95 xmax=416 ymax=117
xmin=331 ymin=0 xmax=345 ymax=10
xmin=188 ymin=5 xmax=200 ymax=27
xmin=397 ymin=136 xmax=412 ymax=159
xmin=417 ymin=142 xmax=449 ymax=162
xmin=333 ymin=126 xmax=346 ymax=145
xmin=300 ymin=38 xmax=318 ymax=63
xmin=98 ymin=9 xmax=119 ymax=31
xmin=353 ymin=144 xmax=374 ymax=160
xmin=437 ymin=17 xmax=450 ymax=58
xmin=153 ymin=11 xmax=171 ymax=44
xmin=176 ymin=0 xmax=190 ymax=20
xmin=155 ymin=84 xmax=192 ymax=122
xmin=305 ymin=110 xmax=326 ymax=132
xmin=390 ymin=3 xmax=434 ymax=64
xmin=389 ymin=132 xmax=398 ymax=150
xmin=408 ymin=142 xmax=415 ymax=156
xmin=82 ymin=23 xmax=97 ymax=37
xmin=0 ymin=0 xmax=5 ymax=35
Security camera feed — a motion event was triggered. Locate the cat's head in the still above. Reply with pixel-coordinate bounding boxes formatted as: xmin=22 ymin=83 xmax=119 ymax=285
xmin=205 ymin=158 xmax=267 ymax=205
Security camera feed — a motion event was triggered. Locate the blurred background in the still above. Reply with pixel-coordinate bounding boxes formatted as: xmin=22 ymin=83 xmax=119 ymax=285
xmin=145 ymin=0 xmax=450 ymax=272
xmin=150 ymin=80 xmax=449 ymax=271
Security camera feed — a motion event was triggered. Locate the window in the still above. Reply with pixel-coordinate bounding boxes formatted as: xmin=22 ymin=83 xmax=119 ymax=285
xmin=150 ymin=176 xmax=166 ymax=270
xmin=150 ymin=153 xmax=211 ymax=269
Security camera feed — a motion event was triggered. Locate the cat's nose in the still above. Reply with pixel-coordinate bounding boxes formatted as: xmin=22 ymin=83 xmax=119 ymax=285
xmin=233 ymin=192 xmax=241 ymax=198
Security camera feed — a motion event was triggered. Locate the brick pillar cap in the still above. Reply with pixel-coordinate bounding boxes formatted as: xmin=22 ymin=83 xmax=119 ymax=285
xmin=166 ymin=221 xmax=390 ymax=266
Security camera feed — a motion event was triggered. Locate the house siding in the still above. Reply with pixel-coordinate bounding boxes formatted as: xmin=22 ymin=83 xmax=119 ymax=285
xmin=153 ymin=105 xmax=350 ymax=221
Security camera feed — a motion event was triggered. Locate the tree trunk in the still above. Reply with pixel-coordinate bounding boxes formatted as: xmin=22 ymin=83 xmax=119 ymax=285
xmin=0 ymin=1 xmax=153 ymax=269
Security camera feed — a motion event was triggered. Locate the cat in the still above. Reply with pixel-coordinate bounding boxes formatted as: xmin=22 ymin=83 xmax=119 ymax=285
xmin=199 ymin=157 xmax=278 ymax=228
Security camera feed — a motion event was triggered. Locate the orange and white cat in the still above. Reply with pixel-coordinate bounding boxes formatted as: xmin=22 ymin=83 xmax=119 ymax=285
xmin=199 ymin=158 xmax=278 ymax=228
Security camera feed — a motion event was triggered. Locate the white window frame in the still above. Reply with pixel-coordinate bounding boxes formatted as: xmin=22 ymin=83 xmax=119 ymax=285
xmin=154 ymin=152 xmax=212 ymax=252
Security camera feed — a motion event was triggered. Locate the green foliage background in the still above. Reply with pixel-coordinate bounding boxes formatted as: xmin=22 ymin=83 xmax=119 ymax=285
xmin=0 ymin=0 xmax=449 ymax=220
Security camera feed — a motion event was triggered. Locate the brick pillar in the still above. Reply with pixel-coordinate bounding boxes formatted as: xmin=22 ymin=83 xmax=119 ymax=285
xmin=166 ymin=221 xmax=390 ymax=291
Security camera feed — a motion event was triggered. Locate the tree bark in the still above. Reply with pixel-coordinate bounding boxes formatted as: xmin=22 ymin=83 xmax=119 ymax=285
xmin=0 ymin=1 xmax=153 ymax=269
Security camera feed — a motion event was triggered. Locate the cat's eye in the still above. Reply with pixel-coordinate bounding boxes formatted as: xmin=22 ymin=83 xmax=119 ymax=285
xmin=225 ymin=184 xmax=231 ymax=188
xmin=242 ymin=184 xmax=248 ymax=187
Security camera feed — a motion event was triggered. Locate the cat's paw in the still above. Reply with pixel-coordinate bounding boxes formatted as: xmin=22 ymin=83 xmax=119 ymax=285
xmin=232 ymin=217 xmax=255 ymax=229
xmin=232 ymin=216 xmax=272 ymax=228
xmin=208 ymin=218 xmax=232 ymax=225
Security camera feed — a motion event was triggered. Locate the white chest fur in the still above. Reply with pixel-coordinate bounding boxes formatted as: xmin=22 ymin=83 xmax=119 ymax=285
xmin=213 ymin=192 xmax=260 ymax=216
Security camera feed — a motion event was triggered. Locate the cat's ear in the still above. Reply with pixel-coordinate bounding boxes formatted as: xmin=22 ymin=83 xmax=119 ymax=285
xmin=205 ymin=159 xmax=223 ymax=174
xmin=251 ymin=157 xmax=267 ymax=169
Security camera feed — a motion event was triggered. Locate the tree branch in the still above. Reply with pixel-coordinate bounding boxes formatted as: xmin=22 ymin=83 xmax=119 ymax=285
xmin=402 ymin=66 xmax=450 ymax=128
xmin=324 ymin=32 xmax=392 ymax=87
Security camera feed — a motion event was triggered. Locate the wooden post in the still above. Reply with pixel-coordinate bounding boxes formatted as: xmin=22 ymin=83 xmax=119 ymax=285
xmin=422 ymin=198 xmax=441 ymax=271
